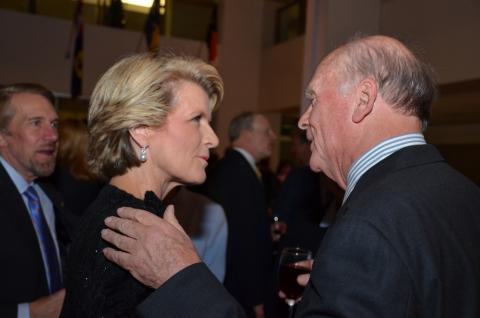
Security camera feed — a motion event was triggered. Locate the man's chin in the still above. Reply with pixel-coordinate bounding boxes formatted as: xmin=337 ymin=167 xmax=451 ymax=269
xmin=33 ymin=162 xmax=56 ymax=178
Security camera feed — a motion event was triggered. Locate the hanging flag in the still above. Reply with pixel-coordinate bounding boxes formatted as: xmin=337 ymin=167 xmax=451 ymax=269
xmin=107 ymin=0 xmax=125 ymax=28
xmin=97 ymin=0 xmax=107 ymax=25
xmin=144 ymin=0 xmax=161 ymax=53
xmin=206 ymin=6 xmax=218 ymax=64
xmin=70 ymin=0 xmax=84 ymax=99
xmin=28 ymin=0 xmax=36 ymax=14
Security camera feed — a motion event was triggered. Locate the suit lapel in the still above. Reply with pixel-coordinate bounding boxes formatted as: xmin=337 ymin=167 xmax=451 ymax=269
xmin=343 ymin=144 xmax=445 ymax=210
xmin=228 ymin=150 xmax=263 ymax=185
xmin=0 ymin=163 xmax=49 ymax=296
xmin=0 ymin=164 xmax=43 ymax=254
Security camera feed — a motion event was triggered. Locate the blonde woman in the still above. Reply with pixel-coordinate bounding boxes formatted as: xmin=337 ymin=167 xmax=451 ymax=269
xmin=60 ymin=53 xmax=223 ymax=317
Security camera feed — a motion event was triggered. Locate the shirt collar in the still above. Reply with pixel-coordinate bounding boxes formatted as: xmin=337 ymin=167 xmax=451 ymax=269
xmin=0 ymin=155 xmax=32 ymax=194
xmin=343 ymin=133 xmax=426 ymax=204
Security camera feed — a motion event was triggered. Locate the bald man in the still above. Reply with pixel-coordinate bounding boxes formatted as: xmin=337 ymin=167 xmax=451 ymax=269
xmin=101 ymin=35 xmax=480 ymax=318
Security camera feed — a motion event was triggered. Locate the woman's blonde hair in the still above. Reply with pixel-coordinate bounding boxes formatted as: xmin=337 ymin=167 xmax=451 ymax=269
xmin=87 ymin=53 xmax=224 ymax=180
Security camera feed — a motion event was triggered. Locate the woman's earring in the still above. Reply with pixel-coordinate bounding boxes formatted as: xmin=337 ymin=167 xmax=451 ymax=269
xmin=139 ymin=146 xmax=148 ymax=162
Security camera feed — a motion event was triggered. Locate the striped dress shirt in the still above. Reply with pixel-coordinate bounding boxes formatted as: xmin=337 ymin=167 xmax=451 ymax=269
xmin=343 ymin=133 xmax=426 ymax=204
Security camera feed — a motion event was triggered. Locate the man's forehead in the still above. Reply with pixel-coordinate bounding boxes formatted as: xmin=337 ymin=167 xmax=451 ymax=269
xmin=308 ymin=59 xmax=343 ymax=96
xmin=254 ymin=114 xmax=269 ymax=127
xmin=308 ymin=46 xmax=345 ymax=89
xmin=307 ymin=71 xmax=326 ymax=96
xmin=11 ymin=93 xmax=56 ymax=114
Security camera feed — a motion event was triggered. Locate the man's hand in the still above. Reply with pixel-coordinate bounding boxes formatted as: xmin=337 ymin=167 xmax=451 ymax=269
xmin=29 ymin=288 xmax=65 ymax=318
xmin=253 ymin=304 xmax=265 ymax=318
xmin=101 ymin=205 xmax=201 ymax=289
xmin=271 ymin=221 xmax=287 ymax=242
xmin=296 ymin=259 xmax=313 ymax=286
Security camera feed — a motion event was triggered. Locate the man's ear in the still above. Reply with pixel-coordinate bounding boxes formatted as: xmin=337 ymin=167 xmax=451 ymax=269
xmin=128 ymin=126 xmax=151 ymax=148
xmin=352 ymin=78 xmax=377 ymax=123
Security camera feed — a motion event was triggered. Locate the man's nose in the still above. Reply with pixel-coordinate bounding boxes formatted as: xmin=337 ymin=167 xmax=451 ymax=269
xmin=298 ymin=106 xmax=312 ymax=130
xmin=269 ymin=129 xmax=277 ymax=141
xmin=44 ymin=125 xmax=59 ymax=141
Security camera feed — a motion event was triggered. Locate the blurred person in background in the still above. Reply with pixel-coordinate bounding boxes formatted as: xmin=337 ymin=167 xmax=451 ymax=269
xmin=0 ymin=83 xmax=76 ymax=318
xmin=51 ymin=118 xmax=102 ymax=217
xmin=204 ymin=111 xmax=276 ymax=318
xmin=166 ymin=186 xmax=227 ymax=282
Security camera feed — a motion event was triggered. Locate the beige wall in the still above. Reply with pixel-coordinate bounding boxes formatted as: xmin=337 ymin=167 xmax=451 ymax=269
xmin=0 ymin=9 xmax=207 ymax=97
xmin=2 ymin=1 xmax=480 ymax=172
xmin=380 ymin=0 xmax=480 ymax=84
xmin=215 ymin=0 xmax=264 ymax=154
xmin=258 ymin=36 xmax=304 ymax=113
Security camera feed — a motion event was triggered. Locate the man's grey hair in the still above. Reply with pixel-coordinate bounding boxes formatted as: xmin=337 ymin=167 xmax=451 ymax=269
xmin=0 ymin=83 xmax=55 ymax=131
xmin=338 ymin=35 xmax=437 ymax=128
xmin=228 ymin=111 xmax=256 ymax=142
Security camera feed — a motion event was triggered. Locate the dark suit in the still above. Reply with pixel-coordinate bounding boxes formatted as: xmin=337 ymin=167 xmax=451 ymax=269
xmin=296 ymin=144 xmax=480 ymax=317
xmin=138 ymin=144 xmax=480 ymax=318
xmin=273 ymin=166 xmax=327 ymax=254
xmin=205 ymin=149 xmax=273 ymax=317
xmin=0 ymin=163 xmax=76 ymax=317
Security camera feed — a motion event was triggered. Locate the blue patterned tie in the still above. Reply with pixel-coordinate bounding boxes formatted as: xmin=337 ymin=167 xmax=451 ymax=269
xmin=24 ymin=186 xmax=63 ymax=293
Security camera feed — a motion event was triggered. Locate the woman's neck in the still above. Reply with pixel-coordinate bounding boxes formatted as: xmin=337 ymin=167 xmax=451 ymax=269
xmin=109 ymin=166 xmax=179 ymax=201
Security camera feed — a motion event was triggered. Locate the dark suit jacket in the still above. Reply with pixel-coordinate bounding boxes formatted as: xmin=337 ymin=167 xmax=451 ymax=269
xmin=137 ymin=263 xmax=246 ymax=318
xmin=204 ymin=149 xmax=272 ymax=316
xmin=296 ymin=144 xmax=480 ymax=317
xmin=139 ymin=144 xmax=480 ymax=318
xmin=0 ymin=164 xmax=76 ymax=317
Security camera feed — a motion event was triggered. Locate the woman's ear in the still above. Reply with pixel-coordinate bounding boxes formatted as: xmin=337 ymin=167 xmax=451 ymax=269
xmin=352 ymin=78 xmax=377 ymax=123
xmin=128 ymin=126 xmax=151 ymax=148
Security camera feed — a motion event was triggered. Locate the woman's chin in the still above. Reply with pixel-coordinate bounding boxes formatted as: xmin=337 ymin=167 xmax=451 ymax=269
xmin=181 ymin=172 xmax=207 ymax=185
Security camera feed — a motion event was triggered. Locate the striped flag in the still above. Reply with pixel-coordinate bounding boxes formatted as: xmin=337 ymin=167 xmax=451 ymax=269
xmin=144 ymin=0 xmax=161 ymax=53
xmin=206 ymin=7 xmax=218 ymax=63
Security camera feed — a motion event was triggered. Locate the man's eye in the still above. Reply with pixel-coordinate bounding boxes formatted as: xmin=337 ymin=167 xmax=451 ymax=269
xmin=51 ymin=121 xmax=59 ymax=129
xmin=192 ymin=115 xmax=202 ymax=122
xmin=31 ymin=120 xmax=42 ymax=127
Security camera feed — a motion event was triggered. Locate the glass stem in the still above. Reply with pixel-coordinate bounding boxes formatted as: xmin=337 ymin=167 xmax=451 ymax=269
xmin=286 ymin=299 xmax=296 ymax=318
xmin=288 ymin=304 xmax=295 ymax=318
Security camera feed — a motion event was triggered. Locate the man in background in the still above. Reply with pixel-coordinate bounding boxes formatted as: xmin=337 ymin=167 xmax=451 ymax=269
xmin=204 ymin=112 xmax=276 ymax=318
xmin=0 ymin=83 xmax=75 ymax=318
xmin=272 ymin=128 xmax=333 ymax=254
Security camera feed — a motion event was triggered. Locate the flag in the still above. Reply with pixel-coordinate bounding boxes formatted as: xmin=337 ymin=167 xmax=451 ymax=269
xmin=107 ymin=0 xmax=125 ymax=28
xmin=144 ymin=0 xmax=161 ymax=53
xmin=96 ymin=0 xmax=107 ymax=25
xmin=71 ymin=0 xmax=84 ymax=99
xmin=28 ymin=0 xmax=36 ymax=14
xmin=206 ymin=7 xmax=218 ymax=63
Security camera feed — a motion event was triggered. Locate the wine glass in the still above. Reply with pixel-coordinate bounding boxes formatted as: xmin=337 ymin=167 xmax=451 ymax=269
xmin=278 ymin=247 xmax=312 ymax=318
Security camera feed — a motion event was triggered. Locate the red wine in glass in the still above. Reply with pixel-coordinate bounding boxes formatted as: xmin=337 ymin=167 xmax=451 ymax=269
xmin=279 ymin=263 xmax=311 ymax=300
xmin=278 ymin=247 xmax=312 ymax=318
